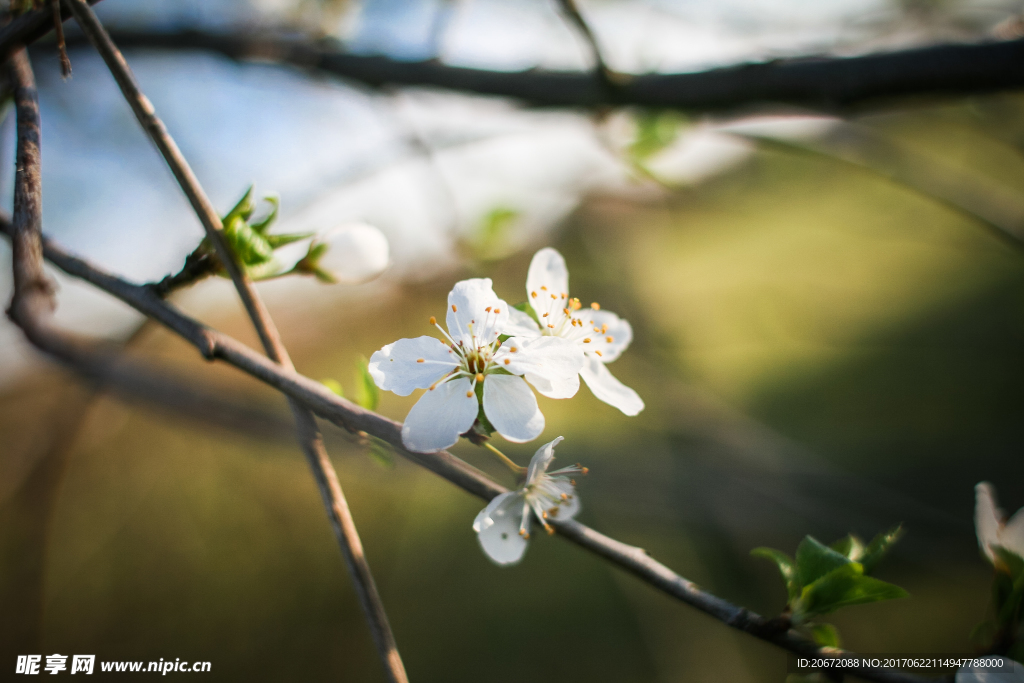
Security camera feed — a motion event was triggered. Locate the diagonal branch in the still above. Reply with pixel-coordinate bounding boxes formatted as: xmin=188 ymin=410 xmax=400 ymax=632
xmin=59 ymin=2 xmax=408 ymax=681
xmin=80 ymin=28 xmax=1024 ymax=112
xmin=0 ymin=215 xmax=933 ymax=683
xmin=553 ymin=0 xmax=616 ymax=94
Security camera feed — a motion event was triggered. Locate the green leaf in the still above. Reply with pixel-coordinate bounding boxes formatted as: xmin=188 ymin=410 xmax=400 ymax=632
xmin=250 ymin=195 xmax=280 ymax=234
xmin=469 ymin=206 xmax=519 ymax=259
xmin=795 ymin=563 xmax=908 ymax=621
xmin=368 ymin=438 xmax=395 ymax=469
xmin=223 ymin=185 xmax=255 ymax=225
xmin=512 ymin=301 xmax=541 ymax=326
xmin=265 ymin=231 xmax=313 ymax=249
xmin=809 ymin=623 xmax=841 ymax=648
xmin=321 ymin=378 xmax=344 ymax=398
xmin=830 ymin=534 xmax=865 ymax=562
xmin=752 ymin=547 xmax=800 ymax=602
xmin=630 ymin=110 xmax=685 ymax=161
xmin=354 ymin=357 xmax=379 ymax=411
xmin=223 ymin=216 xmax=274 ymax=266
xmin=859 ymin=525 xmax=904 ymax=573
xmin=796 ymin=536 xmax=852 ymax=587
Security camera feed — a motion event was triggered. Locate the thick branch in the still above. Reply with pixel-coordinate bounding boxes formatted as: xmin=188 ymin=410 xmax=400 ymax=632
xmin=89 ymin=28 xmax=1024 ymax=112
xmin=60 ymin=3 xmax=408 ymax=681
xmin=2 ymin=218 xmax=932 ymax=683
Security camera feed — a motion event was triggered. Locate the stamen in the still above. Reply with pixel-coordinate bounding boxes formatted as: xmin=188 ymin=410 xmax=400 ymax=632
xmin=594 ymin=350 xmax=603 ymax=357
xmin=582 ymin=467 xmax=589 ymax=475
xmin=466 ymin=390 xmax=473 ymax=397
xmin=545 ymin=523 xmax=555 ymax=535
xmin=541 ymin=286 xmax=547 ymax=291
xmin=606 ymin=336 xmax=613 ymax=343
xmin=542 ymin=312 xmax=549 ymax=317
xmin=485 ymin=307 xmax=491 ymax=312
xmin=510 ymin=347 xmax=518 ymax=353
xmin=550 ymin=294 xmax=557 ymax=300
xmin=584 ymin=338 xmax=591 ymax=343
xmin=494 ymin=308 xmax=500 ymax=314
xmin=429 ymin=316 xmax=436 ymax=325
xmin=452 ymin=304 xmax=457 ymax=312
xmin=547 ymin=324 xmax=554 ymax=328
xmin=602 ymin=324 xmax=608 ymax=334
xmin=531 ymin=291 xmax=537 ymax=298
xmin=417 ymin=358 xmax=425 ymax=363
xmin=504 ymin=359 xmax=511 ymax=365
xmin=541 ymin=511 xmax=548 ymax=519
xmin=570 ymin=479 xmax=576 ymax=486
xmin=561 ymin=293 xmax=567 ymax=299
xmin=475 ymin=373 xmax=484 ymax=383
xmin=561 ymin=493 xmax=568 ymax=500
xmin=591 ymin=302 xmax=600 ymax=310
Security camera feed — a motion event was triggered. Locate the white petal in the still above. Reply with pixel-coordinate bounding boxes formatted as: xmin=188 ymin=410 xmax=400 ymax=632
xmin=526 ymin=436 xmax=564 ymax=484
xmin=503 ymin=307 xmax=543 ymax=337
xmin=579 ymin=355 xmax=644 ymax=416
xmin=494 ymin=336 xmax=584 ymax=394
xmin=483 ymin=374 xmax=544 ymax=443
xmin=473 ymin=492 xmax=529 ymax=565
xmin=317 ymin=223 xmax=391 ymax=282
xmin=446 ymin=278 xmax=510 ymax=347
xmin=546 ymin=479 xmax=581 ymax=520
xmin=976 ymin=482 xmax=1003 ymax=563
xmin=401 ymin=377 xmax=479 ymax=452
xmin=578 ymin=309 xmax=633 ymax=362
xmin=368 ymin=336 xmax=458 ymax=396
xmin=1002 ymin=506 xmax=1024 ymax=559
xmin=523 ymin=371 xmax=580 ymax=399
xmin=526 ymin=248 xmax=571 ymax=320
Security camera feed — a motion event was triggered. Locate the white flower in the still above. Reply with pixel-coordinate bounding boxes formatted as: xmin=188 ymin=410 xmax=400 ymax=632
xmin=317 ymin=222 xmax=390 ymax=283
xmin=503 ymin=248 xmax=644 ymax=416
xmin=955 ymin=656 xmax=1024 ymax=683
xmin=472 ymin=437 xmax=585 ymax=565
xmin=369 ymin=278 xmax=584 ymax=453
xmin=975 ymin=482 xmax=1024 ymax=566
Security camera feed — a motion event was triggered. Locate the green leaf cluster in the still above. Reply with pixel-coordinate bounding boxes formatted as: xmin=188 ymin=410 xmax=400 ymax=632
xmin=972 ymin=546 xmax=1024 ymax=658
xmin=752 ymin=526 xmax=907 ymax=625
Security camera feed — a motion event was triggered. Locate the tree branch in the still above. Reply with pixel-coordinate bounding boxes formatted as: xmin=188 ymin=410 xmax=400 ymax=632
xmin=85 ymin=28 xmax=1024 ymax=112
xmin=59 ymin=2 xmax=409 ymax=680
xmin=0 ymin=215 xmax=934 ymax=683
xmin=0 ymin=0 xmax=100 ymax=63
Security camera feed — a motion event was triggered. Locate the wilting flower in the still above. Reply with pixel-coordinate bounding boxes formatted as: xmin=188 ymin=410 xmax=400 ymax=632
xmin=369 ymin=279 xmax=583 ymax=453
xmin=472 ymin=437 xmax=585 ymax=565
xmin=975 ymin=482 xmax=1024 ymax=567
xmin=503 ymin=248 xmax=644 ymax=416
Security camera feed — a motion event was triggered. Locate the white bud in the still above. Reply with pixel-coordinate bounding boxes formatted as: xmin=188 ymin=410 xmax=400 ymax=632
xmin=317 ymin=223 xmax=390 ymax=283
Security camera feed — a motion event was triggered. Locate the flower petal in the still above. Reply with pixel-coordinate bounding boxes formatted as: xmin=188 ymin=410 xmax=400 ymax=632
xmin=446 ymin=278 xmax=509 ymax=347
xmin=526 ymin=436 xmax=564 ymax=484
xmin=317 ymin=222 xmax=390 ymax=283
xmin=1002 ymin=505 xmax=1024 ymax=559
xmin=579 ymin=355 xmax=644 ymax=416
xmin=473 ymin=492 xmax=529 ymax=565
xmin=523 ymin=371 xmax=580 ymax=399
xmin=483 ymin=374 xmax=545 ymax=443
xmin=503 ymin=306 xmax=542 ymax=337
xmin=401 ymin=377 xmax=479 ymax=452
xmin=976 ymin=482 xmax=1003 ymax=564
xmin=578 ymin=309 xmax=633 ymax=362
xmin=526 ymin=248 xmax=570 ymax=312
xmin=544 ymin=478 xmax=581 ymax=521
xmin=369 ymin=336 xmax=458 ymax=396
xmin=494 ymin=336 xmax=584 ymax=395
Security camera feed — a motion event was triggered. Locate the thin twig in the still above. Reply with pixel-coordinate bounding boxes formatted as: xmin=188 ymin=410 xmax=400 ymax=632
xmin=553 ymin=0 xmax=618 ymax=95
xmin=0 ymin=216 xmax=933 ymax=683
xmin=49 ymin=0 xmax=71 ymax=77
xmin=59 ymin=2 xmax=409 ymax=681
xmin=72 ymin=28 xmax=1024 ymax=112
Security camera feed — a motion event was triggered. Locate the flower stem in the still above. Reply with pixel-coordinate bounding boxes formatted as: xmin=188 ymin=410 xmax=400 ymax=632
xmin=483 ymin=442 xmax=527 ymax=475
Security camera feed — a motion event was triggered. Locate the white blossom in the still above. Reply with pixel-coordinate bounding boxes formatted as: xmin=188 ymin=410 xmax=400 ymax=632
xmin=369 ymin=278 xmax=584 ymax=453
xmin=503 ymin=247 xmax=644 ymax=416
xmin=975 ymin=482 xmax=1024 ymax=566
xmin=317 ymin=222 xmax=390 ymax=283
xmin=472 ymin=437 xmax=585 ymax=565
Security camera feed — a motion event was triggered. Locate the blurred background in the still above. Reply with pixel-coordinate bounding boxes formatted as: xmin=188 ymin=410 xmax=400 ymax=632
xmin=2 ymin=0 xmax=1024 ymax=679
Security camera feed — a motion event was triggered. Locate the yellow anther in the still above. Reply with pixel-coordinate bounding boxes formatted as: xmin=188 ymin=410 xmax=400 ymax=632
xmin=560 ymin=493 xmax=568 ymax=500
xmin=570 ymin=479 xmax=576 ymax=486
xmin=466 ymin=390 xmax=473 ymax=397
xmin=417 ymin=358 xmax=425 ymax=363
xmin=510 ymin=347 xmax=518 ymax=353
xmin=584 ymin=338 xmax=591 ymax=343
xmin=571 ymin=298 xmax=582 ymax=310
xmin=429 ymin=316 xmax=436 ymax=325
xmin=550 ymin=294 xmax=557 ymax=300
xmin=594 ymin=350 xmax=603 ymax=357
xmin=494 ymin=308 xmax=501 ymax=314
xmin=542 ymin=511 xmax=548 ymax=519
xmin=563 ymin=308 xmax=571 ymax=315
xmin=602 ymin=324 xmax=608 ymax=334
xmin=475 ymin=373 xmax=484 ymax=383
xmin=531 ymin=291 xmax=537 ymax=298
xmin=541 ymin=286 xmax=547 ymax=291
xmin=545 ymin=524 xmax=555 ymax=535
xmin=591 ymin=302 xmax=600 ymax=310
xmin=485 ymin=306 xmax=492 ymax=312
xmin=582 ymin=467 xmax=589 ymax=475
xmin=452 ymin=304 xmax=457 ymax=312
xmin=504 ymin=358 xmax=511 ymax=365
xmin=561 ymin=293 xmax=567 ymax=299
xmin=547 ymin=324 xmax=555 ymax=328
xmin=606 ymin=336 xmax=613 ymax=343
